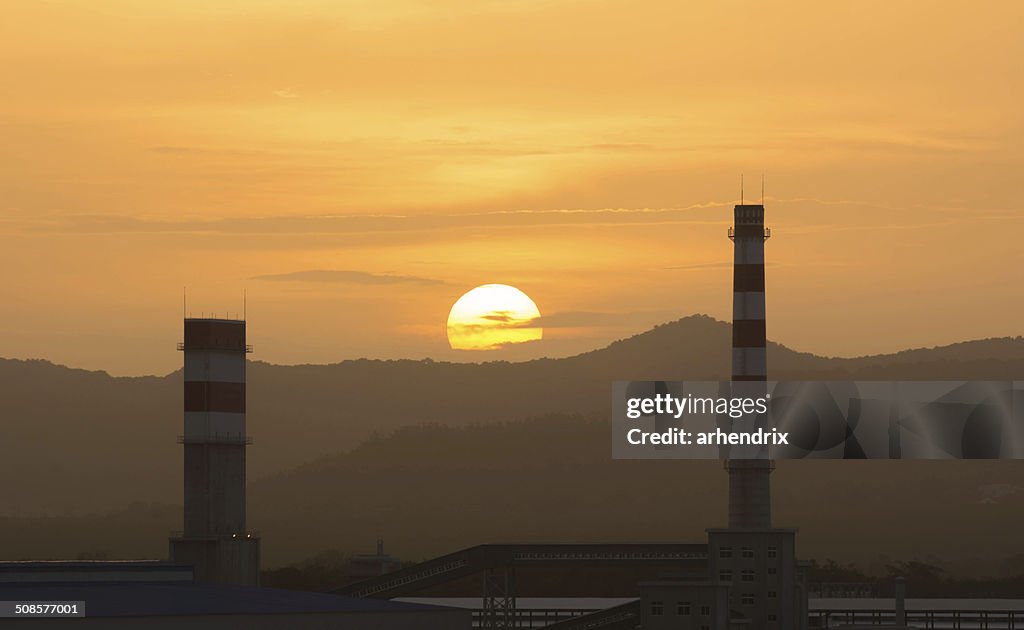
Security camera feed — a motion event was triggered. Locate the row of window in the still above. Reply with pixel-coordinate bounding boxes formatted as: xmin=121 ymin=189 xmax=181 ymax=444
xmin=738 ymin=591 xmax=777 ymax=605
xmin=649 ymin=601 xmax=711 ymax=617
xmin=650 ymin=600 xmax=778 ymax=624
xmin=718 ymin=545 xmax=778 ymax=559
xmin=719 ymin=567 xmax=778 ymax=582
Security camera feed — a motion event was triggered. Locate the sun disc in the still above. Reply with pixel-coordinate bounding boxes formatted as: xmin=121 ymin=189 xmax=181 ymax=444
xmin=446 ymin=284 xmax=542 ymax=350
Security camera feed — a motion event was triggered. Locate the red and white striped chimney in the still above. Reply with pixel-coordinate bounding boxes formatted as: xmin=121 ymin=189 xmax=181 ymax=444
xmin=170 ymin=317 xmax=260 ymax=585
xmin=726 ymin=203 xmax=774 ymax=529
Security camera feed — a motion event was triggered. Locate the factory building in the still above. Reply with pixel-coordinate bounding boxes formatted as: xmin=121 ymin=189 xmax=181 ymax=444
xmin=637 ymin=581 xmax=732 ymax=630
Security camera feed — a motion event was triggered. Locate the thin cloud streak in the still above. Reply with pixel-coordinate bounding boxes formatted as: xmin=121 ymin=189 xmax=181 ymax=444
xmin=537 ymin=310 xmax=677 ymax=329
xmin=0 ymin=200 xmax=778 ymax=236
xmin=15 ymin=197 xmax=1018 ymax=239
xmin=251 ymin=269 xmax=446 ymax=285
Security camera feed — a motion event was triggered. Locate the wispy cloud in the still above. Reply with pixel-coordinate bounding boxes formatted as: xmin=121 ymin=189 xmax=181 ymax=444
xmin=149 ymin=145 xmax=201 ymax=154
xmin=480 ymin=310 xmax=520 ymax=323
xmin=584 ymin=142 xmax=655 ymax=152
xmin=665 ymin=261 xmax=786 ymax=271
xmin=251 ymin=269 xmax=445 ymax=285
xmin=12 ymin=197 xmax=1016 ymax=240
xmin=450 ymin=311 xmax=539 ymax=331
xmin=16 ymin=203 xmax=733 ymax=236
xmin=447 ymin=336 xmax=544 ymax=352
xmin=664 ymin=261 xmax=732 ymax=271
xmin=537 ymin=310 xmax=675 ymax=328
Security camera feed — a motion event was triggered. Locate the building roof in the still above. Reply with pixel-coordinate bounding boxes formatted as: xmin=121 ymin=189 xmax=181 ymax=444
xmin=0 ymin=561 xmax=193 ymax=583
xmin=0 ymin=581 xmax=454 ymax=617
xmin=705 ymin=527 xmax=798 ymax=534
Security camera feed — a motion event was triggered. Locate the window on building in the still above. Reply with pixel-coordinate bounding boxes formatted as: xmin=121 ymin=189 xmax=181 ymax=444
xmin=741 ymin=594 xmax=755 ymax=606
xmin=741 ymin=546 xmax=755 ymax=559
xmin=701 ymin=605 xmax=711 ymax=616
xmin=741 ymin=569 xmax=756 ymax=582
xmin=650 ymin=601 xmax=663 ymax=616
xmin=767 ymin=567 xmax=777 ymax=575
xmin=677 ymin=602 xmax=691 ymax=615
xmin=719 ymin=546 xmax=733 ymax=558
xmin=719 ymin=570 xmax=732 ymax=581
xmin=768 ymin=614 xmax=778 ymax=621
xmin=702 ymin=626 xmax=711 ymax=630
xmin=767 ymin=545 xmax=778 ymax=559
xmin=768 ymin=590 xmax=777 ymax=599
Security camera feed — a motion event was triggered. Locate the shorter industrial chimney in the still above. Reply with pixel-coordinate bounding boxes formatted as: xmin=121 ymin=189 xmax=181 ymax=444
xmin=169 ymin=317 xmax=260 ymax=585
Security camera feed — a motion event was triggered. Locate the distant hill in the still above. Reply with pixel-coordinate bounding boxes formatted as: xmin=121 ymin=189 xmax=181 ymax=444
xmin=246 ymin=415 xmax=1024 ymax=572
xmin=4 ymin=415 xmax=1024 ymax=574
xmin=1 ymin=315 xmax=1022 ymax=516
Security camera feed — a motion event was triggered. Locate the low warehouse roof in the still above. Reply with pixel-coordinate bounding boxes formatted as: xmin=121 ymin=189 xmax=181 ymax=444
xmin=0 ymin=581 xmax=454 ymax=618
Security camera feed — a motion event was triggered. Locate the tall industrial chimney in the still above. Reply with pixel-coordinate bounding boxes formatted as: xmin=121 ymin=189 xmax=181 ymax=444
xmin=169 ymin=317 xmax=260 ymax=585
xmin=726 ymin=203 xmax=774 ymax=529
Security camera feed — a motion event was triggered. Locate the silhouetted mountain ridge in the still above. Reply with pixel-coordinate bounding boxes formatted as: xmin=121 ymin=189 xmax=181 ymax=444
xmin=1 ymin=315 xmax=1022 ymax=516
xmin=243 ymin=414 xmax=1024 ymax=571
xmin=5 ymin=415 xmax=1023 ymax=573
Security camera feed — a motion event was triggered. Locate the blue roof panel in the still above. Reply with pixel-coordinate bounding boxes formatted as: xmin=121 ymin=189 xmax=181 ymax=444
xmin=0 ymin=582 xmax=449 ymax=617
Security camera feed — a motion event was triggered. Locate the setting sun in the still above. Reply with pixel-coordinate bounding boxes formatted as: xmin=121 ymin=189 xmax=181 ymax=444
xmin=446 ymin=284 xmax=542 ymax=351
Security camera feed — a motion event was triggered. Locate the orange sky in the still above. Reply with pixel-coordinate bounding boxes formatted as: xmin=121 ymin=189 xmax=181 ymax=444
xmin=1 ymin=0 xmax=1022 ymax=375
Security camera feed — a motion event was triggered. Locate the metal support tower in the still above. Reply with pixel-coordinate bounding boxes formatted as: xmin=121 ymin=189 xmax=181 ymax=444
xmin=480 ymin=566 xmax=517 ymax=629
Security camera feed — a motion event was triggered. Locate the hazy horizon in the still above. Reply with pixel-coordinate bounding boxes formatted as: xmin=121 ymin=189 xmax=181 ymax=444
xmin=3 ymin=313 xmax=1023 ymax=378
